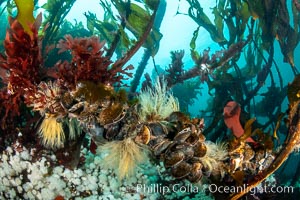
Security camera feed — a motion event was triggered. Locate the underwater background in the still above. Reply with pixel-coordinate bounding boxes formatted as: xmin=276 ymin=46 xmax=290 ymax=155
xmin=0 ymin=0 xmax=300 ymax=199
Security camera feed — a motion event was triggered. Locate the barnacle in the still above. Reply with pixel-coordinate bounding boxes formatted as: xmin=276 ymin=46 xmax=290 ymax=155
xmin=138 ymin=77 xmax=179 ymax=122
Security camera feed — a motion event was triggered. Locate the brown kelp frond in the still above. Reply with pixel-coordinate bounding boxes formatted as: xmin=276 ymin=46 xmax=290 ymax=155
xmin=41 ymin=0 xmax=76 ymax=48
xmin=99 ymin=138 xmax=149 ymax=180
xmin=138 ymin=77 xmax=179 ymax=122
xmin=38 ymin=113 xmax=65 ymax=149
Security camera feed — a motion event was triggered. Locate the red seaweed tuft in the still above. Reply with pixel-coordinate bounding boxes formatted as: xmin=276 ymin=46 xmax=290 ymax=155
xmin=56 ymin=35 xmax=132 ymax=87
xmin=0 ymin=16 xmax=43 ymax=126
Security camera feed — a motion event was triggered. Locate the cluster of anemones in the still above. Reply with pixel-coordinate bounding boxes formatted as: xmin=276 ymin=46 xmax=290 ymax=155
xmin=25 ymin=81 xmax=71 ymax=149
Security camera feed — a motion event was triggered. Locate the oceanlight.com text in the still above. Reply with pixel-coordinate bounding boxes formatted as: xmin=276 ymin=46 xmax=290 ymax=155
xmin=208 ymin=184 xmax=294 ymax=195
xmin=136 ymin=183 xmax=294 ymax=196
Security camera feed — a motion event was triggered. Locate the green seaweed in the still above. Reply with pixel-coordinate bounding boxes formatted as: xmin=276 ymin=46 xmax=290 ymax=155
xmin=187 ymin=0 xmax=227 ymax=45
xmin=41 ymin=0 xmax=76 ymax=52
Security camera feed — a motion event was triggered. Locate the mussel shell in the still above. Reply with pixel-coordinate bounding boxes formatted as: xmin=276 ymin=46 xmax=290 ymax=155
xmin=61 ymin=92 xmax=75 ymax=109
xmin=171 ymin=162 xmax=192 ymax=179
xmin=188 ymin=171 xmax=203 ymax=183
xmin=164 ymin=151 xmax=185 ymax=168
xmin=68 ymin=101 xmax=85 ymax=113
xmin=135 ymin=125 xmax=151 ymax=145
xmin=189 ymin=157 xmax=202 ymax=163
xmin=147 ymin=122 xmax=168 ymax=136
xmin=193 ymin=162 xmax=202 ymax=171
xmin=153 ymin=140 xmax=173 ymax=156
xmin=89 ymin=124 xmax=106 ymax=145
xmin=104 ymin=123 xmax=120 ymax=140
xmin=193 ymin=142 xmax=207 ymax=157
xmin=254 ymin=149 xmax=265 ymax=162
xmin=198 ymin=133 xmax=206 ymax=142
xmin=187 ymin=163 xmax=203 ymax=182
xmin=148 ymin=135 xmax=164 ymax=148
xmin=201 ymin=165 xmax=212 ymax=177
xmin=174 ymin=143 xmax=194 ymax=160
xmin=174 ymin=130 xmax=191 ymax=143
xmin=260 ymin=154 xmax=275 ymax=170
xmin=166 ymin=111 xmax=189 ymax=124
xmin=242 ymin=162 xmax=256 ymax=173
xmin=185 ymin=132 xmax=200 ymax=146
xmin=99 ymin=103 xmax=124 ymax=125
xmin=243 ymin=144 xmax=255 ymax=161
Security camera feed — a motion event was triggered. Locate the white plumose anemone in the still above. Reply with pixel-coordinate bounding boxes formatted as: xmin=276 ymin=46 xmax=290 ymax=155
xmin=200 ymin=141 xmax=228 ymax=177
xmin=138 ymin=77 xmax=179 ymax=122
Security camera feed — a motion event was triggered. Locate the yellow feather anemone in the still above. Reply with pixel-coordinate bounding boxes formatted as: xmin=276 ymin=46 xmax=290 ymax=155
xmin=99 ymin=138 xmax=149 ymax=180
xmin=38 ymin=113 xmax=65 ymax=149
xmin=14 ymin=0 xmax=35 ymax=34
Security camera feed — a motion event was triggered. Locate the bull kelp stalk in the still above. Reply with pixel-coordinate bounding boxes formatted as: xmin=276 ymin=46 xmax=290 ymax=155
xmin=109 ymin=0 xmax=160 ymax=77
xmin=129 ymin=0 xmax=166 ymax=94
xmin=244 ymin=43 xmax=274 ymax=105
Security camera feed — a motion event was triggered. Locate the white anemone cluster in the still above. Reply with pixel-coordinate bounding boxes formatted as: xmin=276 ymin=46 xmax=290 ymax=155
xmin=0 ymin=144 xmax=213 ymax=200
xmin=0 ymin=146 xmax=153 ymax=199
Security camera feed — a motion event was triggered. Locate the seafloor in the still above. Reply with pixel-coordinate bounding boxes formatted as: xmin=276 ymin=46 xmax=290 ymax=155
xmin=1 ymin=136 xmax=300 ymax=200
